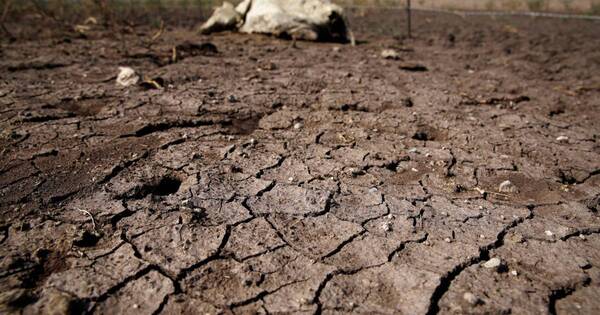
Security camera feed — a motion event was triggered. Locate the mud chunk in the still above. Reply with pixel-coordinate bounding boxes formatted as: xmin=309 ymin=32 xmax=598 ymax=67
xmin=498 ymin=180 xmax=518 ymax=193
xmin=463 ymin=292 xmax=481 ymax=305
xmin=116 ymin=67 xmax=140 ymax=87
xmin=381 ymin=49 xmax=400 ymax=60
xmin=32 ymin=289 xmax=78 ymax=315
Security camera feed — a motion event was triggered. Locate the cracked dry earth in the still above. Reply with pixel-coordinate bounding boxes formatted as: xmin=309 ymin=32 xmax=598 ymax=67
xmin=1 ymin=9 xmax=600 ymax=315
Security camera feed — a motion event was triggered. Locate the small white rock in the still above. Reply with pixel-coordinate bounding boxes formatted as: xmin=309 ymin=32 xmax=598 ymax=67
xmin=381 ymin=49 xmax=400 ymax=60
xmin=116 ymin=67 xmax=140 ymax=87
xmin=483 ymin=257 xmax=502 ymax=269
xmin=463 ymin=292 xmax=480 ymax=305
xmin=510 ymin=270 xmax=518 ymax=276
xmin=556 ymin=135 xmax=569 ymax=142
xmin=545 ymin=230 xmax=554 ymax=237
xmin=381 ymin=222 xmax=392 ymax=232
xmin=498 ymin=180 xmax=519 ymax=193
xmin=293 ymin=122 xmax=303 ymax=129
xmin=444 ymin=237 xmax=452 ymax=243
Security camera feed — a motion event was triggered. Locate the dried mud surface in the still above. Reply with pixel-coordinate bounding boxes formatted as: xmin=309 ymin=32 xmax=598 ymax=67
xmin=1 ymin=9 xmax=600 ymax=315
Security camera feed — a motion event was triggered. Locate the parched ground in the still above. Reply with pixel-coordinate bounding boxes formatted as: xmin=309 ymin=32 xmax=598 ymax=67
xmin=1 ymin=8 xmax=600 ymax=315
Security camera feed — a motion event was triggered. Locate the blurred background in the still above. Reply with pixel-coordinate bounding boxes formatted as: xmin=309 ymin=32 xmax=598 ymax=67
xmin=1 ymin=0 xmax=599 ymax=40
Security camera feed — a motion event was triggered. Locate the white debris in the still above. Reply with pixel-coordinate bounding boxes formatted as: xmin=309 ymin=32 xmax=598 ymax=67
xmin=498 ymin=180 xmax=519 ymax=193
xmin=579 ymin=234 xmax=586 ymax=240
xmin=116 ymin=67 xmax=140 ymax=87
xmin=202 ymin=0 xmax=349 ymax=42
xmin=381 ymin=49 xmax=400 ymax=60
xmin=483 ymin=257 xmax=502 ymax=269
xmin=293 ymin=122 xmax=303 ymax=129
xmin=463 ymin=292 xmax=480 ymax=305
xmin=510 ymin=270 xmax=518 ymax=276
xmin=545 ymin=230 xmax=554 ymax=237
xmin=381 ymin=222 xmax=392 ymax=232
xmin=556 ymin=135 xmax=569 ymax=142
xmin=199 ymin=2 xmax=243 ymax=34
xmin=444 ymin=237 xmax=452 ymax=243
xmin=408 ymin=147 xmax=419 ymax=153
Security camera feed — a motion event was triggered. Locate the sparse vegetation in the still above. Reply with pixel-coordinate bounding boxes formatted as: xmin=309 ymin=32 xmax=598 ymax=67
xmin=527 ymin=0 xmax=547 ymax=11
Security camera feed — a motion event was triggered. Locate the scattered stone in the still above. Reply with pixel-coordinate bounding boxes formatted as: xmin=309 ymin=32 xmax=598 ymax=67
xmin=545 ymin=230 xmax=554 ymax=237
xmin=227 ymin=95 xmax=238 ymax=103
xmin=498 ymin=180 xmax=518 ymax=193
xmin=556 ymin=135 xmax=569 ymax=142
xmin=293 ymin=122 xmax=303 ymax=129
xmin=579 ymin=234 xmax=587 ymax=240
xmin=444 ymin=237 xmax=452 ymax=243
xmin=116 ymin=67 xmax=140 ymax=87
xmin=408 ymin=148 xmax=419 ymax=154
xmin=483 ymin=257 xmax=502 ymax=269
xmin=381 ymin=222 xmax=392 ymax=232
xmin=381 ymin=49 xmax=400 ymax=60
xmin=463 ymin=292 xmax=481 ymax=305
xmin=510 ymin=270 xmax=519 ymax=276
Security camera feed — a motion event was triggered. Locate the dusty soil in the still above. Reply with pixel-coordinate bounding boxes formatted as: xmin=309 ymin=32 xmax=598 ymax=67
xmin=1 ymin=7 xmax=600 ymax=315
